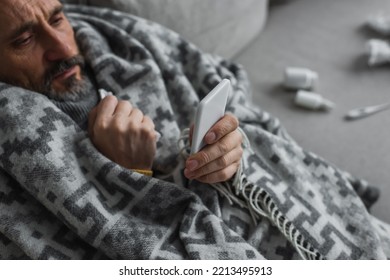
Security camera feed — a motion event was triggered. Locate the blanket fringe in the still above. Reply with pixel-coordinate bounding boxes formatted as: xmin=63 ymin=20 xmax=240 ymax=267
xmin=179 ymin=127 xmax=324 ymax=260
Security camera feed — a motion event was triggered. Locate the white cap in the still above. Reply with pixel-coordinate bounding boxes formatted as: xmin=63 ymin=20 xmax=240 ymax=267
xmin=284 ymin=67 xmax=318 ymax=90
xmin=295 ymin=90 xmax=334 ymax=110
xmin=366 ymin=13 xmax=390 ymax=36
xmin=366 ymin=39 xmax=390 ymax=66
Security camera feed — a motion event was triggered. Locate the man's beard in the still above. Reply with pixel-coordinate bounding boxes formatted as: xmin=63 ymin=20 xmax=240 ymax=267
xmin=37 ymin=55 xmax=92 ymax=102
xmin=0 ymin=55 xmax=93 ymax=102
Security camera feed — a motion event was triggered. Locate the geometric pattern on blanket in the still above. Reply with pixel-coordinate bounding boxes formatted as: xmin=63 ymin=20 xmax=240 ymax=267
xmin=1 ymin=5 xmax=390 ymax=259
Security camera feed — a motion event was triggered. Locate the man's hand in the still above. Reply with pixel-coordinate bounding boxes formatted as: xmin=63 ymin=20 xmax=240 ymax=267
xmin=184 ymin=114 xmax=243 ymax=184
xmin=88 ymin=96 xmax=157 ymax=170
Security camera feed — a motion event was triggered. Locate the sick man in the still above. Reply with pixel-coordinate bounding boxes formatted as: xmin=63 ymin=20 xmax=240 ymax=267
xmin=0 ymin=0 xmax=389 ymax=260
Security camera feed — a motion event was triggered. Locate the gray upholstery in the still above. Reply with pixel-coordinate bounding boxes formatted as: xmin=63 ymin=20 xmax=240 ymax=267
xmin=64 ymin=0 xmax=268 ymax=59
xmin=234 ymin=0 xmax=390 ymax=223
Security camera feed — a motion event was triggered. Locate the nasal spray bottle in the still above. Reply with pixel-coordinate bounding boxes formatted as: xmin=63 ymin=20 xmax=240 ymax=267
xmin=284 ymin=67 xmax=334 ymax=111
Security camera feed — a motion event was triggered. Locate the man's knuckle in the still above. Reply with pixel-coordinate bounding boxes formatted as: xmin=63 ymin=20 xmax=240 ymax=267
xmin=117 ymin=125 xmax=128 ymax=135
xmin=112 ymin=118 xmax=124 ymax=131
xmin=143 ymin=115 xmax=151 ymax=122
xmin=96 ymin=118 xmax=109 ymax=130
xmin=128 ymin=122 xmax=139 ymax=133
xmin=220 ymin=155 xmax=230 ymax=167
xmin=145 ymin=128 xmax=156 ymax=139
xmin=221 ymin=169 xmax=231 ymax=180
xmin=118 ymin=100 xmax=129 ymax=106
xmin=218 ymin=141 xmax=229 ymax=154
xmin=104 ymin=95 xmax=117 ymax=105
xmin=137 ymin=125 xmax=152 ymax=138
xmin=144 ymin=116 xmax=155 ymax=129
xmin=132 ymin=107 xmax=139 ymax=113
xmin=218 ymin=125 xmax=229 ymax=137
xmin=133 ymin=108 xmax=143 ymax=117
xmin=231 ymin=115 xmax=239 ymax=128
xmin=238 ymin=146 xmax=244 ymax=158
xmin=198 ymin=151 xmax=210 ymax=165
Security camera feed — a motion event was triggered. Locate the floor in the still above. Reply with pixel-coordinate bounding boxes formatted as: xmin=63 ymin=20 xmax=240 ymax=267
xmin=234 ymin=0 xmax=390 ymax=223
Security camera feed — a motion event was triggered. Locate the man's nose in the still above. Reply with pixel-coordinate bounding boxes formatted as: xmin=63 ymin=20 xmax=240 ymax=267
xmin=43 ymin=30 xmax=73 ymax=62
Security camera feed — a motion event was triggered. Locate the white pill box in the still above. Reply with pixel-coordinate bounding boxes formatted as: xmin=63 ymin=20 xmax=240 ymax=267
xmin=295 ymin=90 xmax=334 ymax=111
xmin=284 ymin=67 xmax=318 ymax=90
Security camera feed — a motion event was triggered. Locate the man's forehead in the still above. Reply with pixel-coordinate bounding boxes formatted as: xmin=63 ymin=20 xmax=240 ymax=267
xmin=0 ymin=0 xmax=62 ymax=40
xmin=0 ymin=0 xmax=60 ymax=17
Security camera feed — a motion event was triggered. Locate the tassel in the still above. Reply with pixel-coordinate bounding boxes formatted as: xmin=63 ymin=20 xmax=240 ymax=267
xmin=179 ymin=127 xmax=324 ymax=260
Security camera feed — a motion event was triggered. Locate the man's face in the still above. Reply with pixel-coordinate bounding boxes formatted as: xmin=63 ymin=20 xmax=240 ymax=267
xmin=0 ymin=0 xmax=87 ymax=101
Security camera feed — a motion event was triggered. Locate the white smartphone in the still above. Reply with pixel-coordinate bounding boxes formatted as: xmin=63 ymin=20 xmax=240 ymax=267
xmin=190 ymin=79 xmax=231 ymax=154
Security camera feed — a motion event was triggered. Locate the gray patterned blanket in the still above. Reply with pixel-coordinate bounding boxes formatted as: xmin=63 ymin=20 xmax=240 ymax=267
xmin=1 ymin=5 xmax=390 ymax=260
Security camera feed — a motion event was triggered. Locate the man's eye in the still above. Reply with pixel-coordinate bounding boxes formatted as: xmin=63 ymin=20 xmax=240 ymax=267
xmin=51 ymin=17 xmax=64 ymax=26
xmin=13 ymin=36 xmax=33 ymax=47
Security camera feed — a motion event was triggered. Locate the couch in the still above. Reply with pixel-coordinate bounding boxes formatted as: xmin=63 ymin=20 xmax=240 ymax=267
xmin=63 ymin=0 xmax=390 ymax=223
xmin=63 ymin=0 xmax=268 ymax=59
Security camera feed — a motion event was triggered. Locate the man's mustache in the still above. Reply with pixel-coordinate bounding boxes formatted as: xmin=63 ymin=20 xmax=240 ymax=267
xmin=45 ymin=55 xmax=85 ymax=84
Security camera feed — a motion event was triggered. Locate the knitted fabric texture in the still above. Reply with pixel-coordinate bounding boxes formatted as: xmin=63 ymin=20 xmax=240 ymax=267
xmin=1 ymin=5 xmax=390 ymax=260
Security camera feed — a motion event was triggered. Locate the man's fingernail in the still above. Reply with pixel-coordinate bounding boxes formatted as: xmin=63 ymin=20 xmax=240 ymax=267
xmin=187 ymin=160 xmax=198 ymax=171
xmin=184 ymin=168 xmax=194 ymax=178
xmin=205 ymin=132 xmax=216 ymax=143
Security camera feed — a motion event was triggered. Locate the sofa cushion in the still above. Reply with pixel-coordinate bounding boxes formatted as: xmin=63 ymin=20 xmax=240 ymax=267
xmin=63 ymin=0 xmax=268 ymax=59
